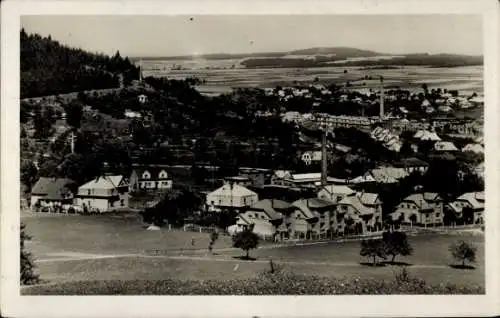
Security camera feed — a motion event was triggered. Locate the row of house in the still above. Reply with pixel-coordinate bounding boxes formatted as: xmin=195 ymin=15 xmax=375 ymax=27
xmin=390 ymin=191 xmax=485 ymax=226
xmin=30 ymin=175 xmax=130 ymax=212
xmin=222 ymin=182 xmax=484 ymax=239
xmin=230 ymin=186 xmax=383 ymax=240
xmin=29 ymin=165 xmax=175 ymax=212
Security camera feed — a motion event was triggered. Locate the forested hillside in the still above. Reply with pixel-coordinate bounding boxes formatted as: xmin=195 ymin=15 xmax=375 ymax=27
xmin=20 ymin=29 xmax=139 ymax=98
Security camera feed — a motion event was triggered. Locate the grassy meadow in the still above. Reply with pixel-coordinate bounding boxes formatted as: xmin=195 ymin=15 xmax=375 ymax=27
xmin=21 ymin=212 xmax=485 ymax=294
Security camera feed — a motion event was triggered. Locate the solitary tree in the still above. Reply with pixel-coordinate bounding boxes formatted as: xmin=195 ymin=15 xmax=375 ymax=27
xmin=449 ymin=240 xmax=476 ymax=268
xmin=382 ymin=231 xmax=414 ymax=264
xmin=360 ymin=239 xmax=387 ymax=266
xmin=232 ymin=225 xmax=260 ymax=260
xmin=21 ymin=222 xmax=39 ymax=285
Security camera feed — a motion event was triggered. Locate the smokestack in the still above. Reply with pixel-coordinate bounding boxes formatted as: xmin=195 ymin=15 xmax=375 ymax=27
xmin=139 ymin=59 xmax=143 ymax=83
xmin=380 ymin=76 xmax=384 ymax=120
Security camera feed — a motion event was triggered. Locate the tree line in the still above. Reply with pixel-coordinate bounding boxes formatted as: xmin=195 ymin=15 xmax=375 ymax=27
xmin=21 ymin=29 xmax=139 ymax=98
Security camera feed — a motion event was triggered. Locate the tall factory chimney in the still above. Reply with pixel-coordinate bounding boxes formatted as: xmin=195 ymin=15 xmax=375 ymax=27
xmin=379 ymin=76 xmax=384 ymax=120
xmin=139 ymin=60 xmax=143 ymax=83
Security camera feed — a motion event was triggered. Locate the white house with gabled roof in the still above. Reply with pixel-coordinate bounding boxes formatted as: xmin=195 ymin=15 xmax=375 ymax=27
xmin=205 ymin=183 xmax=258 ymax=213
xmin=75 ymin=175 xmax=129 ymax=212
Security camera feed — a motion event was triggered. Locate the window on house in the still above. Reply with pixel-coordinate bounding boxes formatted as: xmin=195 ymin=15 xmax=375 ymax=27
xmin=211 ymin=201 xmax=214 ymax=205
xmin=120 ymin=199 xmax=124 ymax=206
xmin=218 ymin=200 xmax=222 ymax=205
xmin=87 ymin=189 xmax=91 ymax=195
xmin=436 ymin=212 xmax=440 ymax=217
xmin=261 ymin=215 xmax=265 ymax=219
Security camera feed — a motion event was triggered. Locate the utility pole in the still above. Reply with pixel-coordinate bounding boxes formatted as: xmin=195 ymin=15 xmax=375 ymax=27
xmin=70 ymin=131 xmax=75 ymax=154
xmin=321 ymin=128 xmax=328 ymax=186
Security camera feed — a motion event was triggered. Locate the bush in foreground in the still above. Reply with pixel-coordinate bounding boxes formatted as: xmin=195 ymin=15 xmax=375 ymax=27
xmin=21 ymin=222 xmax=39 ymax=285
xmin=22 ymin=269 xmax=484 ymax=295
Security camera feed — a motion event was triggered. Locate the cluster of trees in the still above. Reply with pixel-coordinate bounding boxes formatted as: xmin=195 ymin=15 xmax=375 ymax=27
xmin=360 ymin=231 xmax=413 ymax=266
xmin=139 ymin=187 xmax=204 ymax=227
xmin=360 ymin=232 xmax=477 ymax=269
xmin=21 ymin=29 xmax=139 ymax=98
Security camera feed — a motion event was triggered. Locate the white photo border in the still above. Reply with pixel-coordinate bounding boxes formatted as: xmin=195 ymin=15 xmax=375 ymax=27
xmin=2 ymin=0 xmax=499 ymax=317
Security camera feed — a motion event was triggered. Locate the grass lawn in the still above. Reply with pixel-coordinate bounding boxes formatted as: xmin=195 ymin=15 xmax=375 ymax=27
xmin=22 ymin=212 xmax=235 ymax=257
xmin=21 ymin=212 xmax=485 ymax=293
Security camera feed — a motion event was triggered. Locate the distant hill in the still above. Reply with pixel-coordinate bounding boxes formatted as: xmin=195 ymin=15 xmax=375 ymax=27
xmin=21 ymin=29 xmax=139 ymax=98
xmin=288 ymin=47 xmax=383 ymax=57
xmin=132 ymin=47 xmax=382 ymax=61
xmin=133 ymin=47 xmax=482 ymax=69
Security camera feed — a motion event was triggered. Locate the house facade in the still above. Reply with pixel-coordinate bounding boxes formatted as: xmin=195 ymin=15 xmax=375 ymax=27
xmin=393 ymin=157 xmax=429 ymax=174
xmin=205 ymin=184 xmax=259 ymax=213
xmin=337 ymin=192 xmax=383 ymax=234
xmin=391 ymin=192 xmax=444 ymax=227
xmin=30 ymin=177 xmax=76 ymax=209
xmin=129 ymin=166 xmax=173 ymax=192
xmin=449 ymin=192 xmax=485 ymax=224
xmin=75 ymin=175 xmax=129 ymax=212
xmin=317 ymin=185 xmax=356 ymax=204
xmin=235 ymin=199 xmax=293 ymax=239
xmin=287 ymin=198 xmax=337 ymax=240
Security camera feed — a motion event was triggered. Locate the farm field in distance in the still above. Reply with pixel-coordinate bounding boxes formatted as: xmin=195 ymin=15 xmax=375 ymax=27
xmin=142 ymin=60 xmax=483 ymax=98
xmin=21 ymin=211 xmax=485 ymax=293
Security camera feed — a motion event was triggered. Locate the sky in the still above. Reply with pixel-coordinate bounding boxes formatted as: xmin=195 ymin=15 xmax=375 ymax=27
xmin=21 ymin=15 xmax=483 ymax=57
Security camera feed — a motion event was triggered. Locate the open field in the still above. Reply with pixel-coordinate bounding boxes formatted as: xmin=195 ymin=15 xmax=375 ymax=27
xmin=22 ymin=212 xmax=485 ymax=294
xmin=143 ymin=61 xmax=483 ymax=97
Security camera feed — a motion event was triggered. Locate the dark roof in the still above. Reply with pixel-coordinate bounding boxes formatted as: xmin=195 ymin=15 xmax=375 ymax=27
xmin=394 ymin=157 xmax=429 ymax=167
xmin=247 ymin=199 xmax=292 ymax=220
xmin=133 ymin=166 xmax=170 ymax=181
xmin=31 ymin=177 xmax=75 ymax=200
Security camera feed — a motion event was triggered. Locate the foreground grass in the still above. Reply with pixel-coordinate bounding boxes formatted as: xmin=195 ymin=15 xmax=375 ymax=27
xmin=23 ymin=270 xmax=484 ymax=295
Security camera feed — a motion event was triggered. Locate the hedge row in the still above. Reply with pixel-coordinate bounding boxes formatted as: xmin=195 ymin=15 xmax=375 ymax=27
xmin=23 ymin=270 xmax=484 ymax=295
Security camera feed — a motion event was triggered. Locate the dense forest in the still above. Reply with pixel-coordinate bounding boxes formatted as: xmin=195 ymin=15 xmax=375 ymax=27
xmin=20 ymin=29 xmax=139 ymax=98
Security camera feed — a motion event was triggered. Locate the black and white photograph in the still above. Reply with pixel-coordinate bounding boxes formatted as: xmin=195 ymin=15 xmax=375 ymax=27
xmin=2 ymin=0 xmax=500 ymax=317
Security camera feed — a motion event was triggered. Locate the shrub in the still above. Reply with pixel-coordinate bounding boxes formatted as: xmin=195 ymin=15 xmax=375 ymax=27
xmin=449 ymin=240 xmax=476 ymax=268
xmin=22 ymin=273 xmax=485 ymax=295
xmin=21 ymin=222 xmax=39 ymax=285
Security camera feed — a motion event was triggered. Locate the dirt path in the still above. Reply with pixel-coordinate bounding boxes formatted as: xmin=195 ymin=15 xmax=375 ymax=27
xmin=35 ymin=251 xmax=453 ymax=270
